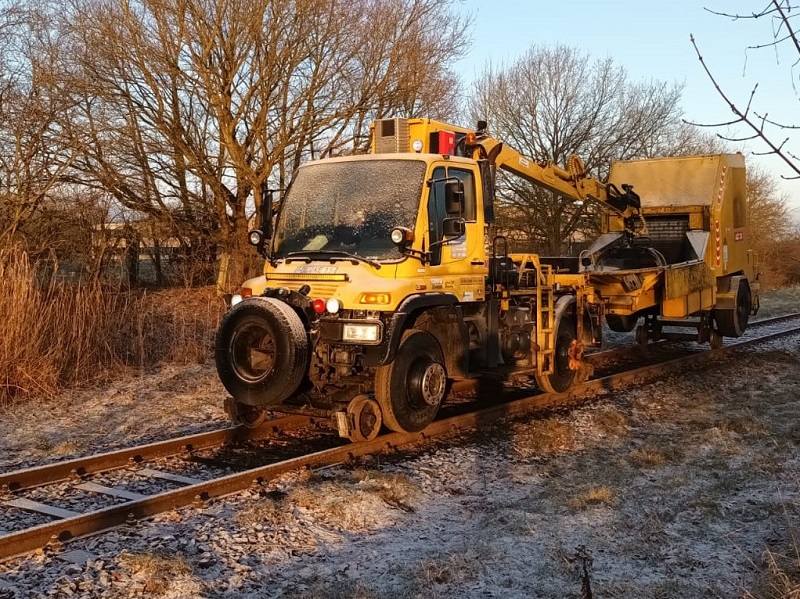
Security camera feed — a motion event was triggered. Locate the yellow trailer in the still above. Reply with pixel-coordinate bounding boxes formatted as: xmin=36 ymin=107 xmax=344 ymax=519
xmin=581 ymin=153 xmax=759 ymax=346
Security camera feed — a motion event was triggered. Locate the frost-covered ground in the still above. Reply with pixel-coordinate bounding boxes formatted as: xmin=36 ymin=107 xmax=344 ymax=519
xmin=1 ymin=289 xmax=799 ymax=598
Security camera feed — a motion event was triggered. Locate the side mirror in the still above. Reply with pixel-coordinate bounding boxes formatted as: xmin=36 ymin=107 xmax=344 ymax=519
xmin=444 ymin=180 xmax=464 ymax=215
xmin=442 ymin=217 xmax=465 ymax=238
xmin=251 ymin=188 xmax=278 ymax=259
xmin=259 ymin=189 xmax=275 ymax=238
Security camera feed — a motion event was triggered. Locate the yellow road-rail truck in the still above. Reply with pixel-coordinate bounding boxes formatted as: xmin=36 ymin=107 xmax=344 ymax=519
xmin=215 ymin=118 xmax=759 ymax=441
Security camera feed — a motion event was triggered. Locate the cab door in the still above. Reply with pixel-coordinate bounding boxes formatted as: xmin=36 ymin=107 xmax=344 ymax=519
xmin=425 ymin=164 xmax=486 ymax=299
xmin=427 ymin=166 xmax=480 ymax=264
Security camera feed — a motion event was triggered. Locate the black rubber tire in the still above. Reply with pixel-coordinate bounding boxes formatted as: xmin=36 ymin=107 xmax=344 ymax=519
xmin=606 ymin=314 xmax=638 ymax=333
xmin=709 ymin=329 xmax=723 ymax=350
xmin=215 ymin=297 xmax=308 ymax=407
xmin=715 ymin=281 xmax=751 ymax=338
xmin=375 ymin=330 xmax=447 ymax=433
xmin=535 ymin=316 xmax=577 ymax=394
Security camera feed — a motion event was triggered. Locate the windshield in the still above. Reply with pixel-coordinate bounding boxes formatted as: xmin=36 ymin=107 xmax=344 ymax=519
xmin=273 ymin=159 xmax=426 ymax=260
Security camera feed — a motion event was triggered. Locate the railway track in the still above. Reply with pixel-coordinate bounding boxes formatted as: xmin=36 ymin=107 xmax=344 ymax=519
xmin=586 ymin=311 xmax=800 ymax=365
xmin=2 ymin=314 xmax=799 ymax=562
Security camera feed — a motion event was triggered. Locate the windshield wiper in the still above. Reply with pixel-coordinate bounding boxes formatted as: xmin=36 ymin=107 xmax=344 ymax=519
xmin=283 ymin=251 xmax=382 ymax=270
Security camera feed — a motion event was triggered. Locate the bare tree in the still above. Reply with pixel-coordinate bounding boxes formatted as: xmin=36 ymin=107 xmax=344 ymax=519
xmin=313 ymin=0 xmax=469 ymax=158
xmin=466 ymin=45 xmax=710 ymax=254
xmin=690 ymin=1 xmax=800 ymax=177
xmin=52 ymin=0 xmax=469 ymax=291
xmin=0 ymin=1 xmax=75 ymax=244
xmin=745 ymin=164 xmax=798 ymax=285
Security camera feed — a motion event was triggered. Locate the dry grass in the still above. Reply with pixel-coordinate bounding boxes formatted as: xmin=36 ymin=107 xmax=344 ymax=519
xmin=745 ymin=547 xmax=800 ymax=599
xmin=592 ymin=407 xmax=630 ymax=436
xmin=287 ymin=473 xmax=419 ymax=530
xmin=747 ymin=498 xmax=800 ymax=599
xmin=350 ymin=470 xmax=420 ymax=511
xmin=0 ymin=247 xmax=223 ymax=405
xmin=282 ymin=581 xmax=387 ymax=599
xmin=630 ymin=392 xmax=682 ymax=422
xmin=51 ymin=440 xmax=81 ymax=455
xmin=719 ymin=414 xmax=767 ymax=437
xmin=420 ymin=551 xmax=483 ymax=585
xmin=568 ymin=486 xmax=615 ymax=510
xmin=511 ymin=417 xmax=576 ymax=458
xmin=236 ymin=496 xmax=289 ymax=528
xmin=239 ymin=470 xmax=422 ymax=534
xmin=117 ymin=550 xmax=194 ymax=596
xmin=480 ymin=505 xmax=537 ymax=535
xmin=288 ymin=481 xmax=374 ymax=529
xmin=628 ymin=444 xmax=669 ymax=468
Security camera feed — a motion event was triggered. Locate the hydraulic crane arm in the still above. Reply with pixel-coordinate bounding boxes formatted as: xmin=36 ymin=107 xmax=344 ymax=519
xmin=467 ymin=122 xmax=642 ymax=221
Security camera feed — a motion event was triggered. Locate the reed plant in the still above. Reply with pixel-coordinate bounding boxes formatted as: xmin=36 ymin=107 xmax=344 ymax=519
xmin=0 ymin=246 xmax=223 ymax=404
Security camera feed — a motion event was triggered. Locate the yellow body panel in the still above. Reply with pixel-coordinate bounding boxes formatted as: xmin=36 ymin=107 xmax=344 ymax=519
xmin=663 ymin=262 xmax=715 ymax=301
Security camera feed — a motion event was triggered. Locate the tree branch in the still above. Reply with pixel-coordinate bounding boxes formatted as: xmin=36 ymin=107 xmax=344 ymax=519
xmin=689 ymin=32 xmax=800 ymax=177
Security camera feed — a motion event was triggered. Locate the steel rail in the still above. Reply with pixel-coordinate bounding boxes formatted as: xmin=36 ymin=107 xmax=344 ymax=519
xmin=746 ymin=312 xmax=800 ymax=326
xmin=0 ymin=414 xmax=319 ymax=493
xmin=1 ymin=322 xmax=798 ymax=562
xmin=585 ymin=311 xmax=800 ymax=363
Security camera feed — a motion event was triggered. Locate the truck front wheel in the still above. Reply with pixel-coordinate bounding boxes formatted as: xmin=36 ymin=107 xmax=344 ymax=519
xmin=375 ymin=329 xmax=447 ymax=433
xmin=215 ymin=297 xmax=309 ymax=407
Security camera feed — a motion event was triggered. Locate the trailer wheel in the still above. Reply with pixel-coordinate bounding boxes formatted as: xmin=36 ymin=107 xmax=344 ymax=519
xmin=535 ymin=317 xmax=577 ymax=394
xmin=215 ymin=297 xmax=308 ymax=407
xmin=715 ymin=281 xmax=751 ymax=338
xmin=606 ymin=314 xmax=638 ymax=333
xmin=709 ymin=329 xmax=723 ymax=350
xmin=375 ymin=329 xmax=446 ymax=433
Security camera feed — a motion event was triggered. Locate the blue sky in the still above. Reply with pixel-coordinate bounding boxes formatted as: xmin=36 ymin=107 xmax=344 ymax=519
xmin=453 ymin=0 xmax=800 ymax=215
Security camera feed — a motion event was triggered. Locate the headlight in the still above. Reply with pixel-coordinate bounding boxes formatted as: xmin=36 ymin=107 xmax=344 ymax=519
xmin=326 ymin=298 xmax=342 ymax=314
xmin=230 ymin=294 xmax=243 ymax=307
xmin=342 ymin=323 xmax=380 ymax=342
xmin=248 ymin=230 xmax=263 ymax=246
xmin=390 ymin=227 xmax=414 ymax=246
